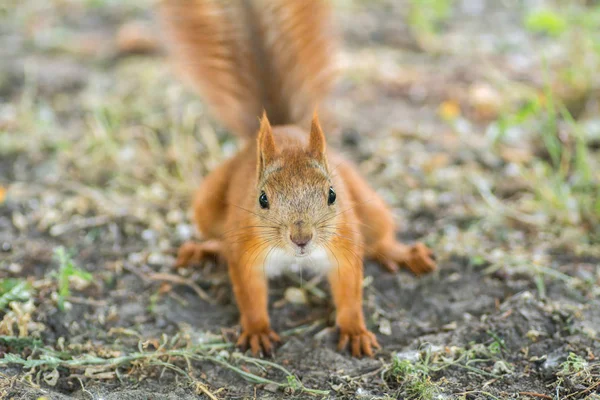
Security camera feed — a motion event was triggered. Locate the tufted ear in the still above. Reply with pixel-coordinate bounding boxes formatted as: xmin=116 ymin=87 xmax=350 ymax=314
xmin=257 ymin=111 xmax=277 ymax=178
xmin=308 ymin=110 xmax=327 ymax=163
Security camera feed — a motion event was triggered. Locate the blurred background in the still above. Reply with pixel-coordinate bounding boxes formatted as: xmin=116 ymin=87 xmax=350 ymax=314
xmin=1 ymin=0 xmax=599 ymax=398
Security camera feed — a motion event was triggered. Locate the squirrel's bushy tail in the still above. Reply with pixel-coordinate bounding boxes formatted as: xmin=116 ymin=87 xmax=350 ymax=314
xmin=160 ymin=0 xmax=337 ymax=138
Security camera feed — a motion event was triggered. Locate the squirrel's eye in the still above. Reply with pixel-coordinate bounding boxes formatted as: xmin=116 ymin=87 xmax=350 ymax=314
xmin=328 ymin=187 xmax=336 ymax=205
xmin=259 ymin=191 xmax=269 ymax=209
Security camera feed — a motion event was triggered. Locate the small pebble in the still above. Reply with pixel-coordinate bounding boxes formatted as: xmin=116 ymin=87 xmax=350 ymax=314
xmin=176 ymin=224 xmax=194 ymax=241
xmin=12 ymin=211 xmax=28 ymax=231
xmin=284 ymin=287 xmax=308 ymax=305
xmin=394 ymin=350 xmax=420 ymax=362
xmin=8 ymin=263 xmax=22 ymax=273
xmin=264 ymin=383 xmax=280 ymax=393
xmin=142 ymin=229 xmax=157 ymax=242
xmin=492 ymin=360 xmax=512 ymax=375
xmin=217 ymin=349 xmax=230 ymax=359
xmin=147 ymin=252 xmax=165 ymax=266
xmin=469 ymin=83 xmax=503 ymax=120
xmin=166 ymin=209 xmax=185 ymax=225
xmin=379 ymin=318 xmax=392 ymax=336
xmin=128 ymin=252 xmax=145 ymax=264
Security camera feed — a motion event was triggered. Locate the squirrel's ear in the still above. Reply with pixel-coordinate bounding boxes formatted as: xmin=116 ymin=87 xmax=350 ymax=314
xmin=257 ymin=111 xmax=277 ymax=172
xmin=308 ymin=111 xmax=326 ymax=162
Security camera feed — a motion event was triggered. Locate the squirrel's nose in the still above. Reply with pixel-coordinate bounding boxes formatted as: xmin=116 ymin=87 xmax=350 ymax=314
xmin=290 ymin=233 xmax=312 ymax=248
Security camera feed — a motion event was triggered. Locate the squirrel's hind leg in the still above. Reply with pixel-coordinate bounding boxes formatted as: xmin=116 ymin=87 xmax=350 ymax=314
xmin=335 ymin=158 xmax=437 ymax=275
xmin=369 ymin=238 xmax=436 ymax=275
xmin=176 ymin=156 xmax=235 ymax=268
xmin=360 ymin=203 xmax=436 ymax=275
xmin=175 ymin=240 xmax=221 ymax=268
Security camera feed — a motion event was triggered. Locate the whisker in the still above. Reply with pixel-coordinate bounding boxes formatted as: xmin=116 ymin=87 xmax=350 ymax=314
xmin=219 ymin=224 xmax=278 ymax=236
xmin=239 ymin=239 xmax=270 ymax=266
xmin=241 ymin=242 xmax=271 ymax=278
xmin=323 ymin=232 xmax=364 ymax=267
xmin=325 ymin=241 xmax=342 ymax=281
xmin=323 ymin=241 xmax=340 ymax=275
xmin=225 ymin=234 xmax=279 ymax=246
xmin=222 ymin=229 xmax=278 ymax=242
xmin=262 ymin=242 xmax=281 ymax=279
xmin=320 ymin=231 xmax=357 ymax=243
xmin=222 ymin=229 xmax=280 ymax=244
xmin=319 ymin=227 xmax=361 ymax=237
xmin=245 ymin=237 xmax=281 ymax=276
xmin=337 ymin=244 xmax=362 ymax=267
xmin=227 ymin=203 xmax=284 ymax=226
xmin=316 ymin=197 xmax=378 ymax=228
xmin=328 ymin=161 xmax=345 ymax=177
xmin=338 ymin=218 xmax=382 ymax=232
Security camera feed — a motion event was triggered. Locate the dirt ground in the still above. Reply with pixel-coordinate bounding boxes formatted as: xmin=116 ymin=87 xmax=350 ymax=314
xmin=1 ymin=0 xmax=600 ymax=399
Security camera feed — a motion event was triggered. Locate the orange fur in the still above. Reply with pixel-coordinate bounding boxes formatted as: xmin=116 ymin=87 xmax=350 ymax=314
xmin=160 ymin=0 xmax=337 ymax=137
xmin=163 ymin=0 xmax=437 ymax=358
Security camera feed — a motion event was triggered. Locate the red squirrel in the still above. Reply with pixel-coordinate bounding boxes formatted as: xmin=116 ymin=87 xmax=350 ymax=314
xmin=160 ymin=0 xmax=436 ymax=358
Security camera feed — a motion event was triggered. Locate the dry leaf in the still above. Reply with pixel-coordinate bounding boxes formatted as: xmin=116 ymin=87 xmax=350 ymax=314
xmin=438 ymin=100 xmax=461 ymax=120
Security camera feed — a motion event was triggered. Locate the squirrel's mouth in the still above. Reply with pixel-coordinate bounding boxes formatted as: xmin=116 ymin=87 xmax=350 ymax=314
xmin=293 ymin=246 xmax=311 ymax=257
xmin=293 ymin=248 xmax=308 ymax=257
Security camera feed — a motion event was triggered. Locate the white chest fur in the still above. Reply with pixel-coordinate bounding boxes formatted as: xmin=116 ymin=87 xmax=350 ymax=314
xmin=262 ymin=247 xmax=333 ymax=278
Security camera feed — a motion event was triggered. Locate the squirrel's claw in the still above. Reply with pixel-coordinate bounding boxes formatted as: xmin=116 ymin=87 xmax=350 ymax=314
xmin=381 ymin=259 xmax=400 ymax=273
xmin=405 ymin=243 xmax=436 ymax=275
xmin=338 ymin=329 xmax=380 ymax=358
xmin=237 ymin=329 xmax=280 ymax=357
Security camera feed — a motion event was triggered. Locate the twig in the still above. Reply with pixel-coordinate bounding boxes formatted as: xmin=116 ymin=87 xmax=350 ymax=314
xmin=430 ymin=353 xmax=500 ymax=379
xmin=76 ymin=376 xmax=94 ymax=400
xmin=456 ymin=391 xmax=502 ymax=400
xmin=60 ymin=181 xmax=128 ymax=220
xmin=67 ymin=296 xmax=107 ymax=307
xmin=564 ymin=379 xmax=600 ymax=399
xmin=280 ymin=318 xmax=326 ymax=338
xmin=227 ymin=354 xmax=329 ymax=396
xmin=351 ymin=365 xmax=385 ymax=381
xmin=123 ymin=263 xmax=151 ymax=283
xmin=518 ymin=392 xmax=553 ymax=399
xmin=234 ymin=354 xmax=293 ymax=377
xmin=167 ymin=291 xmax=190 ymax=307
xmin=193 ymin=380 xmax=220 ymax=400
xmin=49 ymin=215 xmax=111 ymax=236
xmin=147 ymin=272 xmax=215 ymax=304
xmin=284 ymin=272 xmax=327 ymax=299
xmin=471 ymin=177 xmax=543 ymax=226
xmin=451 ymin=362 xmax=499 ymax=378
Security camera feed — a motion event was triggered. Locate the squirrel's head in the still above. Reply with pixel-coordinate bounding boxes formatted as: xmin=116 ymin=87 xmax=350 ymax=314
xmin=254 ymin=111 xmax=338 ymax=258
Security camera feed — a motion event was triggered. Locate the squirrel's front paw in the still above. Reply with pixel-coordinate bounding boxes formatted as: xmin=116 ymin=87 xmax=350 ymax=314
xmin=337 ymin=327 xmax=380 ymax=358
xmin=404 ymin=243 xmax=436 ymax=275
xmin=237 ymin=329 xmax=281 ymax=357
